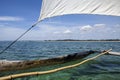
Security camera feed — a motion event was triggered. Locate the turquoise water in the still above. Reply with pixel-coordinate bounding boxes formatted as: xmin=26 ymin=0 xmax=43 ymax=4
xmin=0 ymin=41 xmax=120 ymax=80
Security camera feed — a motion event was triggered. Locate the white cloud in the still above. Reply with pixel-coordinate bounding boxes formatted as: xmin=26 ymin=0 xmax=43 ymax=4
xmin=94 ymin=24 xmax=106 ymax=27
xmin=0 ymin=23 xmax=120 ymax=40
xmin=0 ymin=16 xmax=24 ymax=21
xmin=63 ymin=29 xmax=72 ymax=34
xmin=53 ymin=31 xmax=61 ymax=34
xmin=93 ymin=24 xmax=110 ymax=32
xmin=80 ymin=25 xmax=93 ymax=31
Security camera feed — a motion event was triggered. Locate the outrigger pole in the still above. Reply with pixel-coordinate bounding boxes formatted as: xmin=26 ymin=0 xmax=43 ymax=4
xmin=0 ymin=49 xmax=112 ymax=80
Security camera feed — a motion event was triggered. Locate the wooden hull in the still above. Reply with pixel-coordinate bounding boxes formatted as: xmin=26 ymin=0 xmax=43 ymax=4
xmin=0 ymin=50 xmax=95 ymax=72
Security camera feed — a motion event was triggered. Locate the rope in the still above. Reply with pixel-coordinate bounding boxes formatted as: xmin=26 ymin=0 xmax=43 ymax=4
xmin=0 ymin=49 xmax=112 ymax=80
xmin=0 ymin=22 xmax=39 ymax=54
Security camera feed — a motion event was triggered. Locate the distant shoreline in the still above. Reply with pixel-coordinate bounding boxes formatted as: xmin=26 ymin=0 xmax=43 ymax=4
xmin=44 ymin=39 xmax=120 ymax=42
xmin=0 ymin=39 xmax=120 ymax=42
xmin=44 ymin=41 xmax=120 ymax=42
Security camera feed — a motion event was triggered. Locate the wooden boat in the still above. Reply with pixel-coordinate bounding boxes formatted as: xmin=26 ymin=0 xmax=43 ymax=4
xmin=0 ymin=50 xmax=119 ymax=72
xmin=0 ymin=0 xmax=119 ymax=79
xmin=0 ymin=50 xmax=96 ymax=72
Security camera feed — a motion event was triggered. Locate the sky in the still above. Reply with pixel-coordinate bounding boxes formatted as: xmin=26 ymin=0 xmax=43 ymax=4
xmin=0 ymin=0 xmax=120 ymax=41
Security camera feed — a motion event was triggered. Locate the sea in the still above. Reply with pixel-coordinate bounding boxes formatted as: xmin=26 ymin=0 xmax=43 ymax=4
xmin=0 ymin=41 xmax=120 ymax=80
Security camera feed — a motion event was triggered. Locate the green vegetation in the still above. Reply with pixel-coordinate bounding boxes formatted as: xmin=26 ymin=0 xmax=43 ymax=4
xmin=44 ymin=39 xmax=120 ymax=42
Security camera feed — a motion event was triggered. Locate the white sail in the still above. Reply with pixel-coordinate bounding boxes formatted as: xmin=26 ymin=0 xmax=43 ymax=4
xmin=38 ymin=0 xmax=120 ymax=21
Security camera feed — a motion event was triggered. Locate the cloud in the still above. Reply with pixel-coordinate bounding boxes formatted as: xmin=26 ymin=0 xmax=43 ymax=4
xmin=0 ymin=23 xmax=120 ymax=40
xmin=0 ymin=16 xmax=24 ymax=21
xmin=63 ymin=29 xmax=72 ymax=34
xmin=38 ymin=24 xmax=72 ymax=34
xmin=94 ymin=24 xmax=106 ymax=27
xmin=53 ymin=31 xmax=61 ymax=34
xmin=80 ymin=25 xmax=93 ymax=31
xmin=93 ymin=24 xmax=110 ymax=33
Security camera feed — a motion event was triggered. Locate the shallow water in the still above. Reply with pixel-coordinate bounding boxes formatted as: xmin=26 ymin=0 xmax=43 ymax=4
xmin=0 ymin=41 xmax=120 ymax=80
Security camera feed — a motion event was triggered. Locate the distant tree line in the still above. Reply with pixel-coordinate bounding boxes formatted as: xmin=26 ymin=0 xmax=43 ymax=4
xmin=44 ymin=39 xmax=120 ymax=41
